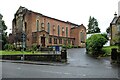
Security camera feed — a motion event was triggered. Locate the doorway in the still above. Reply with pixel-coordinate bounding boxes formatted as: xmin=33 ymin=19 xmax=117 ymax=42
xmin=41 ymin=37 xmax=45 ymax=47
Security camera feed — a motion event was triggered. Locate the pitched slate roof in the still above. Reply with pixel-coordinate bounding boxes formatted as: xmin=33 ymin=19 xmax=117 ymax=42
xmin=17 ymin=6 xmax=80 ymax=27
xmin=110 ymin=17 xmax=118 ymax=25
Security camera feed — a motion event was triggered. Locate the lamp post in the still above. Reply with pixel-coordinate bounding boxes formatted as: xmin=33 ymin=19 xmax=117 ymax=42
xmin=21 ymin=18 xmax=26 ymax=61
xmin=22 ymin=32 xmax=25 ymax=61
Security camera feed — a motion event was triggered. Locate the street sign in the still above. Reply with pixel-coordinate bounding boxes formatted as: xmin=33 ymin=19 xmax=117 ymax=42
xmin=55 ymin=46 xmax=59 ymax=51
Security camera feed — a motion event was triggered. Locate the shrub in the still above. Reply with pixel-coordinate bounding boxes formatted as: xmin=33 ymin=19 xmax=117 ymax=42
xmin=32 ymin=44 xmax=37 ymax=52
xmin=4 ymin=44 xmax=15 ymax=51
xmin=62 ymin=45 xmax=66 ymax=48
xmin=86 ymin=34 xmax=108 ymax=57
xmin=67 ymin=44 xmax=73 ymax=49
xmin=62 ymin=44 xmax=74 ymax=49
xmin=73 ymin=46 xmax=79 ymax=48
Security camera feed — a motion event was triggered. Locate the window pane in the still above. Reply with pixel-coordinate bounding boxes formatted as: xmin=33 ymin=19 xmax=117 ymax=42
xmin=48 ymin=23 xmax=50 ymax=34
xmin=59 ymin=38 xmax=62 ymax=44
xmin=66 ymin=27 xmax=68 ymax=37
xmin=58 ymin=25 xmax=60 ymax=36
xmin=36 ymin=20 xmax=39 ymax=31
xmin=54 ymin=38 xmax=57 ymax=44
xmin=49 ymin=37 xmax=52 ymax=44
xmin=80 ymin=32 xmax=84 ymax=42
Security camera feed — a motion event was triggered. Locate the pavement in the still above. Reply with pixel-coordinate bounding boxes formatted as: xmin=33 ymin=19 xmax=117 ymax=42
xmin=0 ymin=59 xmax=68 ymax=66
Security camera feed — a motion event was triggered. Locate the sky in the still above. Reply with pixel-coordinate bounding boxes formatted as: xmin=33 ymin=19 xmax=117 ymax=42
xmin=0 ymin=0 xmax=120 ymax=34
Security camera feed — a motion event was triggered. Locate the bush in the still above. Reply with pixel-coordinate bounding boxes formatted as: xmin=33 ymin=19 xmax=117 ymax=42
xmin=4 ymin=44 xmax=15 ymax=51
xmin=62 ymin=45 xmax=66 ymax=48
xmin=67 ymin=44 xmax=73 ymax=49
xmin=32 ymin=44 xmax=37 ymax=52
xmin=62 ymin=44 xmax=74 ymax=49
xmin=73 ymin=46 xmax=79 ymax=48
xmin=86 ymin=34 xmax=108 ymax=57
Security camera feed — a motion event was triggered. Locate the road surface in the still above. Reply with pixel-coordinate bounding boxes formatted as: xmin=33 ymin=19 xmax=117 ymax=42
xmin=1 ymin=48 xmax=120 ymax=78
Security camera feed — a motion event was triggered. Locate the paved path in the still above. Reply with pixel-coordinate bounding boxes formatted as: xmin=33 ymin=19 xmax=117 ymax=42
xmin=67 ymin=48 xmax=112 ymax=68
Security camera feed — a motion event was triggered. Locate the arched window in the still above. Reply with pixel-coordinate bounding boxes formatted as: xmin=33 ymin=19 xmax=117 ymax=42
xmin=47 ymin=23 xmax=50 ymax=34
xmin=66 ymin=27 xmax=68 ymax=37
xmin=25 ymin=22 xmax=27 ymax=32
xmin=58 ymin=25 xmax=60 ymax=36
xmin=36 ymin=20 xmax=39 ymax=31
xmin=80 ymin=30 xmax=84 ymax=42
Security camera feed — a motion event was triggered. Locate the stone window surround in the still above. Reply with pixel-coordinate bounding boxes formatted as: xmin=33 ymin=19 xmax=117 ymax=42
xmin=36 ymin=19 xmax=40 ymax=31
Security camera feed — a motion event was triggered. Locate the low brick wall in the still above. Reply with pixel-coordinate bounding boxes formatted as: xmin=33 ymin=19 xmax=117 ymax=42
xmin=40 ymin=47 xmax=53 ymax=51
xmin=1 ymin=54 xmax=62 ymax=62
xmin=111 ymin=48 xmax=120 ymax=64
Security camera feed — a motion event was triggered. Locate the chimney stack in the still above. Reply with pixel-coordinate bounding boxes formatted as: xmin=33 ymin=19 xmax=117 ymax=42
xmin=114 ymin=12 xmax=117 ymax=17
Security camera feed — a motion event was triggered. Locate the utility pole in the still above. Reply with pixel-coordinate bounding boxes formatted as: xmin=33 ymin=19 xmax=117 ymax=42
xmin=22 ymin=19 xmax=26 ymax=61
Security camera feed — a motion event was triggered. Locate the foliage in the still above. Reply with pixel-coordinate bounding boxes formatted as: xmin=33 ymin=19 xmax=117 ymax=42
xmin=4 ymin=43 xmax=15 ymax=51
xmin=86 ymin=34 xmax=108 ymax=57
xmin=87 ymin=16 xmax=101 ymax=34
xmin=62 ymin=44 xmax=74 ymax=49
xmin=32 ymin=44 xmax=37 ymax=51
xmin=102 ymin=46 xmax=118 ymax=57
xmin=101 ymin=33 xmax=109 ymax=40
xmin=62 ymin=45 xmax=66 ymax=48
xmin=106 ymin=27 xmax=110 ymax=34
xmin=0 ymin=13 xmax=7 ymax=50
xmin=67 ymin=44 xmax=73 ymax=49
xmin=0 ymin=50 xmax=45 ymax=55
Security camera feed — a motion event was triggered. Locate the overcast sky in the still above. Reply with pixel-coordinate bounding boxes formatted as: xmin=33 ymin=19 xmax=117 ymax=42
xmin=0 ymin=0 xmax=120 ymax=34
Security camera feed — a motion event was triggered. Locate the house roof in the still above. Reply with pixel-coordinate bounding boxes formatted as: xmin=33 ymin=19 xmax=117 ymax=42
xmin=29 ymin=10 xmax=80 ymax=26
xmin=71 ymin=24 xmax=86 ymax=29
xmin=17 ymin=6 xmax=81 ymax=27
xmin=110 ymin=17 xmax=118 ymax=25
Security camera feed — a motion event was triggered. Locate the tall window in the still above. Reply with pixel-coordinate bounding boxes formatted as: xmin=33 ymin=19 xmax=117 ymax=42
xmin=23 ymin=22 xmax=27 ymax=32
xmin=66 ymin=27 xmax=68 ymax=37
xmin=68 ymin=39 xmax=71 ymax=44
xmin=47 ymin=23 xmax=50 ymax=34
xmin=80 ymin=31 xmax=84 ymax=42
xmin=49 ymin=37 xmax=52 ymax=44
xmin=54 ymin=38 xmax=57 ymax=44
xmin=59 ymin=38 xmax=62 ymax=44
xmin=58 ymin=25 xmax=60 ymax=36
xmin=36 ymin=20 xmax=39 ymax=31
xmin=32 ymin=33 xmax=37 ymax=43
xmin=64 ymin=39 xmax=67 ymax=45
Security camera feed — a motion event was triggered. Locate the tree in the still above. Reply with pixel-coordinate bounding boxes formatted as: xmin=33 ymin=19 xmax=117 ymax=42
xmin=106 ymin=27 xmax=110 ymax=34
xmin=0 ymin=13 xmax=7 ymax=50
xmin=87 ymin=16 xmax=101 ymax=34
xmin=86 ymin=34 xmax=108 ymax=57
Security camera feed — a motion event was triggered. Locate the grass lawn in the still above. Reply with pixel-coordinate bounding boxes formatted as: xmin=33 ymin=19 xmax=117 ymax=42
xmin=102 ymin=46 xmax=118 ymax=56
xmin=0 ymin=50 xmax=46 ymax=55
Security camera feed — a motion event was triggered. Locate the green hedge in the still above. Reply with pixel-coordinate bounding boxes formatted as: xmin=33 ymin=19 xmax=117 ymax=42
xmin=86 ymin=34 xmax=108 ymax=57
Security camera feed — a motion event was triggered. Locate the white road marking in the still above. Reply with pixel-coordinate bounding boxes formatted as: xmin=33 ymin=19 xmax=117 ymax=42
xmin=17 ymin=67 xmax=21 ymax=70
xmin=82 ymin=74 xmax=86 ymax=76
xmin=40 ymin=70 xmax=85 ymax=76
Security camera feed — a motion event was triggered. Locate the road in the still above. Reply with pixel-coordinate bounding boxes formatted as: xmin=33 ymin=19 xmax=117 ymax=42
xmin=1 ymin=48 xmax=120 ymax=78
